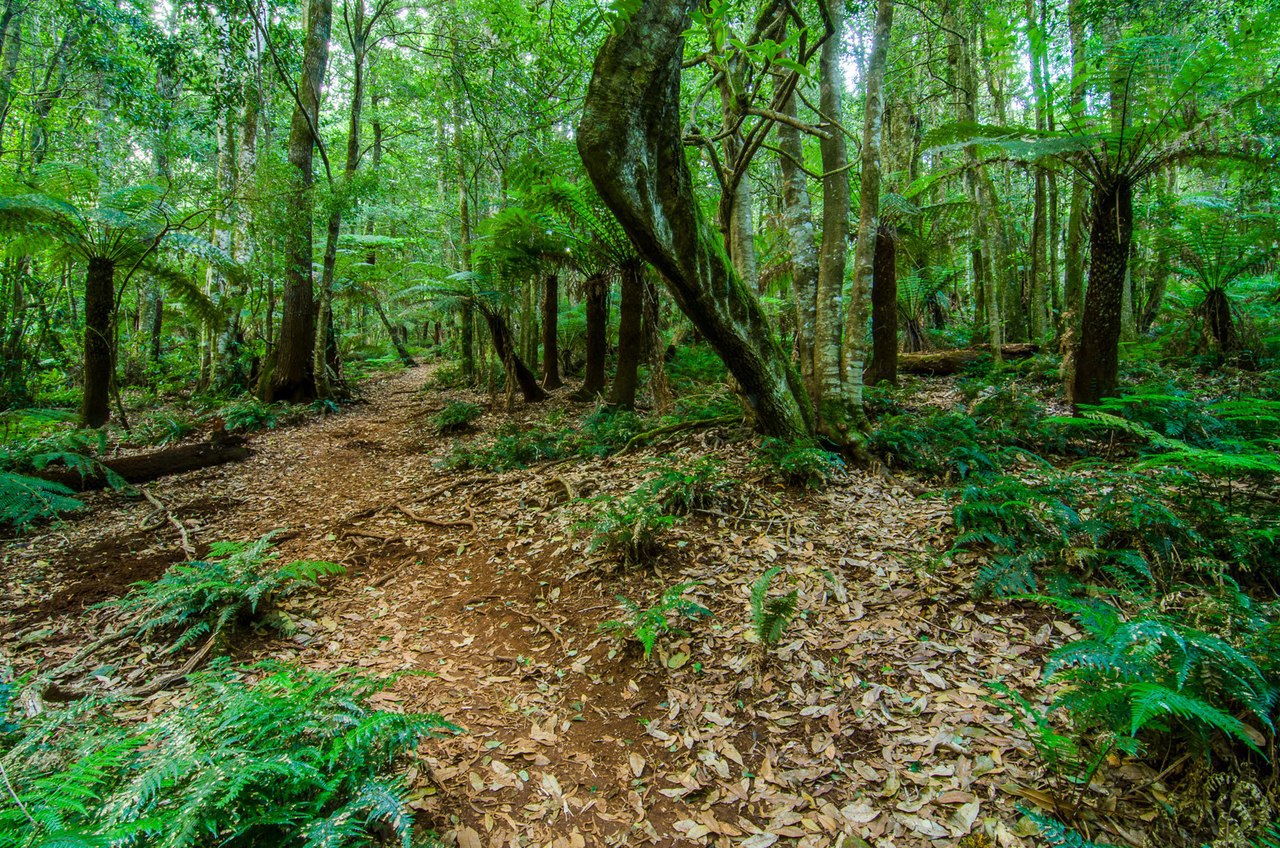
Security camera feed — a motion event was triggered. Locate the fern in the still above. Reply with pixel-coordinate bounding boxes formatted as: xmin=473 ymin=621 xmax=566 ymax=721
xmin=749 ymin=566 xmax=798 ymax=646
xmin=1 ymin=663 xmax=460 ymax=848
xmin=0 ymin=470 xmax=82 ymax=530
xmin=600 ymin=582 xmax=711 ymax=661
xmin=1023 ymin=808 xmax=1117 ymax=847
xmin=91 ymin=533 xmax=345 ymax=657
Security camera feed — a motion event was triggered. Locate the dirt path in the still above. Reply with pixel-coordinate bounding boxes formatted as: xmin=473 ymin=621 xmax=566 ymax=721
xmin=1 ymin=365 xmax=1068 ymax=848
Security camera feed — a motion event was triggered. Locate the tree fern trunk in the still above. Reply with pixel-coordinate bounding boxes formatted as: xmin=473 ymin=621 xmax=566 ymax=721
xmin=1074 ymin=175 xmax=1132 ymax=407
xmin=541 ymin=273 xmax=562 ymax=389
xmin=610 ymin=260 xmax=644 ymax=409
xmin=82 ymin=257 xmax=114 ymax=428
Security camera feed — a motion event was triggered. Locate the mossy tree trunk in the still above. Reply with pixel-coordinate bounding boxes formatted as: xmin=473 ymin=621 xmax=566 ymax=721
xmin=577 ymin=0 xmax=811 ymax=441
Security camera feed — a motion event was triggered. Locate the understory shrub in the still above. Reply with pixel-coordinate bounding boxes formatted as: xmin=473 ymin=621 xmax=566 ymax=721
xmin=581 ymin=457 xmax=731 ymax=564
xmin=0 ymin=661 xmax=460 ymax=847
xmin=431 ymin=400 xmax=483 ymax=435
xmin=219 ymin=396 xmax=281 ymax=432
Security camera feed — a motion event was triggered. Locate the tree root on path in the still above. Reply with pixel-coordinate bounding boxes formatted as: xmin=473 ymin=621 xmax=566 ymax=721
xmin=395 ymin=502 xmax=477 ymax=532
xmin=618 ymin=414 xmax=741 ymax=455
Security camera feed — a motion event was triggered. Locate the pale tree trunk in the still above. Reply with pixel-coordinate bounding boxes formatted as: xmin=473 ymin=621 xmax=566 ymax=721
xmin=814 ymin=0 xmax=852 ymax=434
xmin=775 ymin=77 xmax=818 ymax=403
xmin=1060 ymin=0 xmax=1087 ymax=397
xmin=841 ymin=0 xmax=893 ymax=422
xmin=578 ymin=0 xmax=812 ymax=440
xmin=717 ymin=62 xmax=759 ymax=291
xmin=1026 ymin=0 xmax=1050 ymax=341
xmin=266 ymin=0 xmax=331 ymax=403
xmin=206 ymin=12 xmax=237 ymax=391
xmin=0 ymin=0 xmax=22 ymax=153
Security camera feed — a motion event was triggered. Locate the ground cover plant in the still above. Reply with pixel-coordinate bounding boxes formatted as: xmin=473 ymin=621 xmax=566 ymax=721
xmin=0 ymin=0 xmax=1277 ymax=845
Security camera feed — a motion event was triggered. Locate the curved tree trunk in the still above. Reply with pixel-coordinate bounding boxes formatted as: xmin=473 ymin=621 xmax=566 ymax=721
xmin=1073 ymin=175 xmax=1132 ymax=407
xmin=577 ymin=0 xmax=811 ymax=440
xmin=574 ymin=273 xmax=609 ymax=400
xmin=609 ymin=261 xmax=645 ymax=409
xmin=541 ymin=273 xmax=563 ymax=389
xmin=480 ymin=305 xmax=546 ymax=403
xmin=82 ymin=257 xmax=114 ymax=428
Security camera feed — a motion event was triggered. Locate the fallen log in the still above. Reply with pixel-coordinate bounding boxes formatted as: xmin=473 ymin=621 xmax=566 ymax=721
xmin=897 ymin=344 xmax=1040 ymax=376
xmin=35 ymin=434 xmax=252 ymax=492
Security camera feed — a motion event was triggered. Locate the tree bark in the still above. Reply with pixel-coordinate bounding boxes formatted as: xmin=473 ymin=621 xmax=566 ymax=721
xmin=577 ymin=0 xmax=811 ymax=440
xmin=899 ymin=343 xmax=1039 ymax=375
xmin=82 ymin=258 xmax=114 ymax=428
xmin=610 ymin=260 xmax=644 ymax=409
xmin=541 ymin=273 xmax=562 ymax=389
xmin=1073 ymin=175 xmax=1132 ymax=407
xmin=480 ymin=305 xmax=546 ymax=402
xmin=841 ymin=0 xmax=893 ymax=421
xmin=865 ymin=224 xmax=898 ymax=386
xmin=268 ymin=0 xmax=332 ymax=403
xmin=35 ymin=436 xmax=252 ymax=492
xmin=575 ymin=273 xmax=609 ymax=400
xmin=775 ymin=55 xmax=818 ymax=403
xmin=814 ymin=0 xmax=852 ymax=431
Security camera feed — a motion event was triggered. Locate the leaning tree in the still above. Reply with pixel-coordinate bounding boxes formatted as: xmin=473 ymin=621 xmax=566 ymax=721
xmin=577 ymin=0 xmax=813 ymax=441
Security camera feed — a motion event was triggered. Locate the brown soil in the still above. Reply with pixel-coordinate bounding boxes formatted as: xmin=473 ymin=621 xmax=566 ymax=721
xmin=0 ymin=365 xmax=1154 ymax=848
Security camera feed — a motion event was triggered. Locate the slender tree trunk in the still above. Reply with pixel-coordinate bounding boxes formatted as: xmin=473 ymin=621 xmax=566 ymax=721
xmin=82 ymin=258 xmax=115 ymax=428
xmin=267 ymin=0 xmax=332 ymax=403
xmin=577 ymin=0 xmax=811 ymax=440
xmin=717 ymin=62 xmax=759 ymax=291
xmin=642 ymin=272 xmax=673 ymax=413
xmin=814 ymin=0 xmax=852 ymax=433
xmin=315 ymin=5 xmax=370 ymax=398
xmin=865 ymin=224 xmax=898 ymax=386
xmin=842 ymin=0 xmax=893 ymax=421
xmin=775 ymin=65 xmax=818 ymax=403
xmin=541 ymin=273 xmax=562 ymax=389
xmin=575 ymin=273 xmax=609 ymax=400
xmin=0 ymin=0 xmax=22 ymax=153
xmin=610 ymin=260 xmax=644 ymax=409
xmin=1073 ymin=175 xmax=1132 ymax=407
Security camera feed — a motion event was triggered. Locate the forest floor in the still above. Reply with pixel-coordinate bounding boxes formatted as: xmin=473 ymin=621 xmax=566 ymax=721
xmin=0 ymin=364 xmax=1143 ymax=848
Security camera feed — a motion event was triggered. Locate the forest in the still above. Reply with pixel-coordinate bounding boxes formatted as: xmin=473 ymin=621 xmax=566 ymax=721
xmin=0 ymin=0 xmax=1278 ymax=843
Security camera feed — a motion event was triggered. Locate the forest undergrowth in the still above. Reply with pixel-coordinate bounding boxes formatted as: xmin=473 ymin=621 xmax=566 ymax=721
xmin=3 ymin=347 xmax=1279 ymax=848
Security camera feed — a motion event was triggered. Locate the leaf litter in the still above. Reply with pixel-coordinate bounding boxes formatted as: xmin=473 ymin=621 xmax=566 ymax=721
xmin=0 ymin=365 xmax=1154 ymax=847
